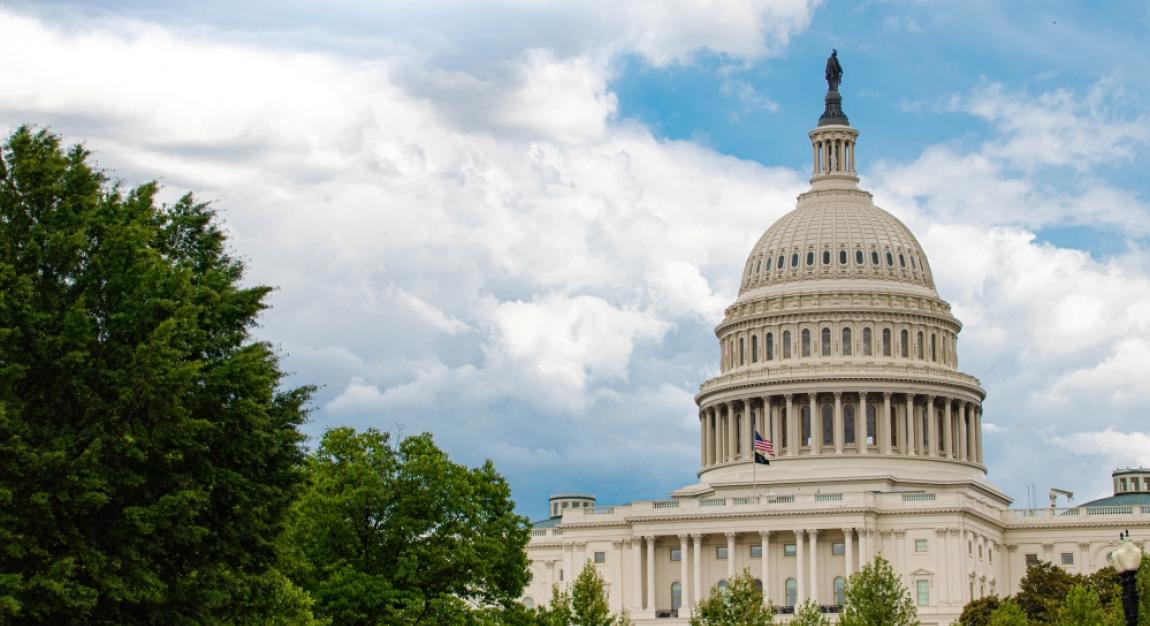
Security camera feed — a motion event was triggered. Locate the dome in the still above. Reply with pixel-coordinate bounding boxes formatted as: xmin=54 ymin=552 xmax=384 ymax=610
xmin=739 ymin=189 xmax=936 ymax=295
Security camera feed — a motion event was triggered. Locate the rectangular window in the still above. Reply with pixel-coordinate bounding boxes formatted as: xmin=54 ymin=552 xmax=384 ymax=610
xmin=670 ymin=548 xmax=681 ymax=562
xmin=916 ymin=580 xmax=930 ymax=606
xmin=915 ymin=539 xmax=928 ymax=553
xmin=1025 ymin=553 xmax=1039 ymax=567
xmin=1061 ymin=552 xmax=1074 ymax=566
xmin=784 ymin=543 xmax=797 ymax=557
xmin=594 ymin=551 xmax=606 ymax=564
xmin=750 ymin=545 xmax=762 ymax=558
xmin=716 ymin=546 xmax=728 ymax=560
xmin=831 ymin=542 xmax=845 ymax=556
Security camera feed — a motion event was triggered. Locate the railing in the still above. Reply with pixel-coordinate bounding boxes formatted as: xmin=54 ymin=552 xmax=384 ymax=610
xmin=902 ymin=493 xmax=936 ymax=502
xmin=815 ymin=493 xmax=844 ymax=501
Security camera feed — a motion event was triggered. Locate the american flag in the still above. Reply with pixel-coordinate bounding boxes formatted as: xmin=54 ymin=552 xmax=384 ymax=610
xmin=754 ymin=430 xmax=774 ymax=455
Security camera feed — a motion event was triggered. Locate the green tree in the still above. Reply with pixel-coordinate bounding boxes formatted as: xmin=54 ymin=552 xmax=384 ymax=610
xmin=838 ymin=556 xmax=919 ymax=626
xmin=1051 ymin=583 xmax=1122 ymax=626
xmin=0 ymin=126 xmax=310 ymax=623
xmin=986 ymin=599 xmax=1029 ymax=626
xmin=790 ymin=599 xmax=828 ymax=626
xmin=281 ymin=427 xmax=531 ymax=625
xmin=958 ymin=595 xmax=1001 ymax=626
xmin=689 ymin=570 xmax=773 ymax=626
xmin=1014 ymin=561 xmax=1079 ymax=624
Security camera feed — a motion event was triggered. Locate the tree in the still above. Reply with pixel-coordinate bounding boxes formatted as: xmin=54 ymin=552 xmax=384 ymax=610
xmin=1051 ymin=583 xmax=1122 ymax=626
xmin=1014 ymin=561 xmax=1078 ymax=624
xmin=986 ymin=599 xmax=1029 ymax=626
xmin=690 ymin=570 xmax=773 ymax=626
xmin=838 ymin=556 xmax=919 ymax=626
xmin=958 ymin=595 xmax=1001 ymax=626
xmin=281 ymin=427 xmax=532 ymax=625
xmin=790 ymin=599 xmax=828 ymax=626
xmin=0 ymin=126 xmax=310 ymax=623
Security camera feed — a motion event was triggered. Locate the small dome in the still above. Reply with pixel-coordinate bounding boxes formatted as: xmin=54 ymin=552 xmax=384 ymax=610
xmin=739 ymin=190 xmax=935 ymax=294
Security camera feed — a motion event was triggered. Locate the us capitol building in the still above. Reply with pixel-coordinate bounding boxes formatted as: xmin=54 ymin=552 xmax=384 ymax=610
xmin=522 ymin=62 xmax=1150 ymax=624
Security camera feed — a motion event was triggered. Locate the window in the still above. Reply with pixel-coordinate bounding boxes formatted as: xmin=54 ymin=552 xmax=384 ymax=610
xmin=856 ymin=250 xmax=864 ymax=265
xmin=882 ymin=328 xmax=892 ymax=356
xmin=785 ymin=578 xmax=798 ymax=606
xmin=766 ymin=332 xmax=775 ymax=360
xmin=842 ymin=327 xmax=852 ymax=355
xmin=671 ymin=548 xmax=682 ymax=562
xmin=839 ymin=250 xmax=847 ymax=264
xmin=834 ymin=577 xmax=846 ymax=605
xmin=716 ymin=546 xmax=728 ymax=560
xmin=862 ymin=327 xmax=872 ymax=355
xmin=917 ymin=331 xmax=924 ymax=359
xmin=751 ymin=335 xmax=759 ymax=363
xmin=1061 ymin=552 xmax=1074 ymax=566
xmin=823 ymin=250 xmax=831 ymax=265
xmin=844 ymin=404 xmax=856 ymax=444
xmin=671 ymin=582 xmax=682 ymax=610
xmin=900 ymin=329 xmax=909 ymax=358
xmin=594 ymin=551 xmax=606 ymax=564
xmin=806 ymin=251 xmax=814 ymax=266
xmin=802 ymin=329 xmax=811 ymax=357
xmin=916 ymin=580 xmax=930 ymax=606
xmin=822 ymin=404 xmax=833 ymax=446
xmin=821 ymin=327 xmax=831 ymax=356
xmin=1025 ymin=553 xmax=1038 ymax=567
xmin=831 ymin=542 xmax=845 ymax=556
xmin=784 ymin=543 xmax=797 ymax=557
xmin=915 ymin=539 xmax=928 ymax=553
xmin=783 ymin=331 xmax=792 ymax=359
xmin=750 ymin=544 xmax=763 ymax=558
xmin=866 ymin=404 xmax=876 ymax=444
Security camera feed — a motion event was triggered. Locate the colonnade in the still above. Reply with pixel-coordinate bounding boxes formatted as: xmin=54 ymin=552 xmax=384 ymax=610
xmin=699 ymin=392 xmax=983 ymax=467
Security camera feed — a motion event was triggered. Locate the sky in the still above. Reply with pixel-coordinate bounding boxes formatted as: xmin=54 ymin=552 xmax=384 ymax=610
xmin=3 ymin=0 xmax=1150 ymax=521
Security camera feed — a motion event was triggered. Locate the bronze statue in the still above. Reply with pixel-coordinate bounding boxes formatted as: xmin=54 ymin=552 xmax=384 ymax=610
xmin=825 ymin=49 xmax=843 ymax=91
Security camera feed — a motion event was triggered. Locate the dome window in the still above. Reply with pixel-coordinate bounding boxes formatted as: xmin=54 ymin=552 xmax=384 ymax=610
xmin=886 ymin=252 xmax=894 ymax=267
xmin=822 ymin=251 xmax=831 ymax=265
xmin=806 ymin=252 xmax=814 ymax=266
xmin=839 ymin=250 xmax=847 ymax=265
xmin=899 ymin=254 xmax=906 ymax=268
xmin=791 ymin=253 xmax=799 ymax=268
xmin=871 ymin=251 xmax=880 ymax=266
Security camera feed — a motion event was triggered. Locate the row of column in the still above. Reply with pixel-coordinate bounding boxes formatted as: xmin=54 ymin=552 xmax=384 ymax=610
xmin=699 ymin=392 xmax=982 ymax=467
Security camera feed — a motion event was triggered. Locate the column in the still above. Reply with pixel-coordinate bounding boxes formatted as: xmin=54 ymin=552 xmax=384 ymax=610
xmin=926 ymin=395 xmax=937 ymax=457
xmin=808 ymin=529 xmax=820 ymax=604
xmin=679 ymin=534 xmax=690 ymax=610
xmin=630 ymin=538 xmax=643 ymax=613
xmin=726 ymin=532 xmax=737 ymax=580
xmin=726 ymin=402 xmax=736 ymax=462
xmin=905 ymin=395 xmax=916 ymax=456
xmin=786 ymin=394 xmax=797 ymax=456
xmin=744 ymin=401 xmax=754 ymax=460
xmin=833 ymin=392 xmax=844 ymax=454
xmin=857 ymin=392 xmax=868 ymax=454
xmin=845 ymin=528 xmax=855 ymax=577
xmin=943 ymin=400 xmax=953 ymax=459
xmin=645 ymin=536 xmax=655 ymax=611
xmin=881 ymin=392 xmax=893 ymax=455
xmin=809 ymin=392 xmax=821 ymax=454
xmin=959 ymin=403 xmax=969 ymax=462
xmin=795 ymin=530 xmax=806 ymax=604
xmin=692 ymin=534 xmax=703 ymax=610
xmin=760 ymin=531 xmax=772 ymax=606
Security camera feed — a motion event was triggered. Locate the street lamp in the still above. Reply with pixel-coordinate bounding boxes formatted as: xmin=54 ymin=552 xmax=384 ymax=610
xmin=1109 ymin=530 xmax=1143 ymax=626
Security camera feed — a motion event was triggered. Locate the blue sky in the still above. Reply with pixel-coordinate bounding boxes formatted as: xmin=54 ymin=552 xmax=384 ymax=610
xmin=3 ymin=0 xmax=1150 ymax=520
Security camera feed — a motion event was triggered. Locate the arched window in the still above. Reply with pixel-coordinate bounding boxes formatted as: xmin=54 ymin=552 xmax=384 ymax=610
xmin=862 ymin=327 xmax=872 ymax=356
xmin=739 ymin=337 xmax=745 ymax=365
xmin=917 ymin=331 xmax=924 ymax=359
xmin=866 ymin=404 xmax=877 ymax=445
xmin=766 ymin=332 xmax=774 ymax=361
xmin=900 ymin=329 xmax=909 ymax=358
xmin=783 ymin=330 xmax=792 ymax=359
xmin=822 ymin=403 xmax=833 ymax=446
xmin=845 ymin=404 xmax=856 ymax=444
xmin=930 ymin=333 xmax=937 ymax=361
xmin=801 ymin=405 xmax=811 ymax=446
xmin=671 ymin=582 xmax=682 ymax=610
xmin=785 ymin=578 xmax=798 ymax=606
xmin=751 ymin=335 xmax=759 ymax=363
xmin=802 ymin=329 xmax=811 ymax=357
xmin=821 ymin=327 xmax=831 ymax=356
xmin=883 ymin=328 xmax=892 ymax=356
xmin=834 ymin=577 xmax=846 ymax=605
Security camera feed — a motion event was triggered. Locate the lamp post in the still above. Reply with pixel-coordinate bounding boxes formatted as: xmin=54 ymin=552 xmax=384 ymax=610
xmin=1109 ymin=530 xmax=1143 ymax=626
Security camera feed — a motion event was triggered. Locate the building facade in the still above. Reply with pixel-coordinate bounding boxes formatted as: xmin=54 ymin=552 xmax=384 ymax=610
xmin=523 ymin=81 xmax=1150 ymax=625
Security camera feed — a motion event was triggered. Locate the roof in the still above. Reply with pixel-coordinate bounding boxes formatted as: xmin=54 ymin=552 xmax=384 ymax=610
xmin=1076 ymin=492 xmax=1150 ymax=508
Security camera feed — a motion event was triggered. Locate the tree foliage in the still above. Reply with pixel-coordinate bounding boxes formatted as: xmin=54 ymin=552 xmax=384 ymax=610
xmin=689 ymin=569 xmax=773 ymax=626
xmin=838 ymin=556 xmax=919 ymax=626
xmin=0 ymin=126 xmax=310 ymax=623
xmin=281 ymin=427 xmax=532 ymax=625
xmin=986 ymin=599 xmax=1030 ymax=626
